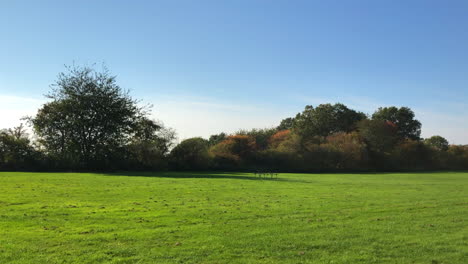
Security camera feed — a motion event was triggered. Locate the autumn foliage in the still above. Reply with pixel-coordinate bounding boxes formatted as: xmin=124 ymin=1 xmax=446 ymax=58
xmin=3 ymin=97 xmax=468 ymax=172
xmin=199 ymin=104 xmax=468 ymax=172
xmin=268 ymin=129 xmax=291 ymax=148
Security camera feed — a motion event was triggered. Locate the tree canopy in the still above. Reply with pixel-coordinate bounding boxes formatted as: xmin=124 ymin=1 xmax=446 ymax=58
xmin=170 ymin=137 xmax=210 ymax=170
xmin=424 ymin=135 xmax=449 ymax=151
xmin=29 ymin=65 xmax=174 ymax=170
xmin=372 ymin=107 xmax=422 ymax=140
xmin=293 ymin=103 xmax=367 ymax=138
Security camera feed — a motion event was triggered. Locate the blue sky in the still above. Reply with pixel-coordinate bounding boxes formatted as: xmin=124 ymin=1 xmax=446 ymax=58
xmin=0 ymin=0 xmax=467 ymax=143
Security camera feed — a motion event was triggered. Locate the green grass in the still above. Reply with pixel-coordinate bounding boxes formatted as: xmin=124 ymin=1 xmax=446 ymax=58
xmin=0 ymin=171 xmax=466 ymax=264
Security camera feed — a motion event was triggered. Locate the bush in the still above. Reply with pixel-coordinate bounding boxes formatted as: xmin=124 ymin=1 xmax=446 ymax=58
xmin=0 ymin=126 xmax=42 ymax=171
xmin=390 ymin=140 xmax=434 ymax=171
xmin=170 ymin=138 xmax=211 ymax=170
xmin=424 ymin=136 xmax=449 ymax=151
xmin=446 ymin=145 xmax=468 ymax=169
xmin=320 ymin=132 xmax=369 ymax=170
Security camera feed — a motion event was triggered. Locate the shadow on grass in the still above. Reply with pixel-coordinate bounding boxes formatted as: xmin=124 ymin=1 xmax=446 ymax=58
xmin=102 ymin=171 xmax=311 ymax=183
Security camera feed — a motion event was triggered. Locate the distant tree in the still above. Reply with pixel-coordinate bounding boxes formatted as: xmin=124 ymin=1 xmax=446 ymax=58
xmin=293 ymin=103 xmax=366 ymax=137
xmin=372 ymin=106 xmax=421 ymax=140
xmin=236 ymin=128 xmax=276 ymax=150
xmin=209 ymin=135 xmax=257 ymax=168
xmin=320 ymin=132 xmax=368 ymax=170
xmin=357 ymin=119 xmax=398 ymax=154
xmin=277 ymin=117 xmax=295 ymax=130
xmin=6 ymin=123 xmax=29 ymax=140
xmin=211 ymin=135 xmax=257 ymax=158
xmin=208 ymin=132 xmax=227 ymax=146
xmin=447 ymin=145 xmax=468 ymax=169
xmin=424 ymin=135 xmax=449 ymax=151
xmin=391 ymin=140 xmax=433 ymax=170
xmin=170 ymin=137 xmax=211 ymax=170
xmin=126 ymin=119 xmax=176 ymax=170
xmin=29 ymin=65 xmax=159 ymax=169
xmin=268 ymin=129 xmax=291 ymax=149
xmin=0 ymin=124 xmax=40 ymax=170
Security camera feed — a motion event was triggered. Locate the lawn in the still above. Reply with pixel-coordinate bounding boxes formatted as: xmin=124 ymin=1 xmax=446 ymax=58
xmin=0 ymin=171 xmax=466 ymax=263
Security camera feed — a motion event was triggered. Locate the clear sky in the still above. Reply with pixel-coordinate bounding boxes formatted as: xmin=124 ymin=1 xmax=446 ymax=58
xmin=1 ymin=0 xmax=467 ymax=144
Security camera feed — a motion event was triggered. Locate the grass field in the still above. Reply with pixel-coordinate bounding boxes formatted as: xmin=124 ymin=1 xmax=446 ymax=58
xmin=0 ymin=171 xmax=466 ymax=263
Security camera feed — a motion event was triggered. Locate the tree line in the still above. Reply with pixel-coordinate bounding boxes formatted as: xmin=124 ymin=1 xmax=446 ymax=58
xmin=1 ymin=65 xmax=467 ymax=172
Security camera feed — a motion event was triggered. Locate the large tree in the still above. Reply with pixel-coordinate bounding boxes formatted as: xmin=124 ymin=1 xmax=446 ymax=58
xmin=372 ymin=106 xmax=421 ymax=140
xmin=357 ymin=119 xmax=398 ymax=154
xmin=277 ymin=117 xmax=295 ymax=131
xmin=293 ymin=103 xmax=366 ymax=137
xmin=126 ymin=119 xmax=176 ymax=170
xmin=424 ymin=135 xmax=449 ymax=151
xmin=30 ymin=65 xmax=167 ymax=169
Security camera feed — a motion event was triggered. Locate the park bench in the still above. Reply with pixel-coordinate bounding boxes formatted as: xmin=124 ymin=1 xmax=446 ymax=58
xmin=253 ymin=171 xmax=279 ymax=179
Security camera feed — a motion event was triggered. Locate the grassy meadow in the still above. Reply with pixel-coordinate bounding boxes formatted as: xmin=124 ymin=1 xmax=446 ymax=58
xmin=0 ymin=171 xmax=466 ymax=263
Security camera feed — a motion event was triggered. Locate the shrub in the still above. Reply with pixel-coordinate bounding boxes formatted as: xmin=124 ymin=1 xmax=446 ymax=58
xmin=0 ymin=126 xmax=42 ymax=171
xmin=209 ymin=135 xmax=257 ymax=170
xmin=424 ymin=136 xmax=449 ymax=151
xmin=170 ymin=138 xmax=211 ymax=170
xmin=391 ymin=140 xmax=434 ymax=170
xmin=320 ymin=132 xmax=369 ymax=170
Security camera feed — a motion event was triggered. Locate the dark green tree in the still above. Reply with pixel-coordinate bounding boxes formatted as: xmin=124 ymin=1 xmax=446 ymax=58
xmin=293 ymin=103 xmax=366 ymax=137
xmin=126 ymin=119 xmax=176 ymax=170
xmin=372 ymin=106 xmax=421 ymax=140
xmin=391 ymin=140 xmax=434 ymax=170
xmin=29 ymin=65 xmax=162 ymax=169
xmin=357 ymin=119 xmax=398 ymax=154
xmin=170 ymin=137 xmax=211 ymax=170
xmin=236 ymin=128 xmax=276 ymax=150
xmin=208 ymin=132 xmax=227 ymax=146
xmin=424 ymin=135 xmax=449 ymax=151
xmin=277 ymin=117 xmax=295 ymax=130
